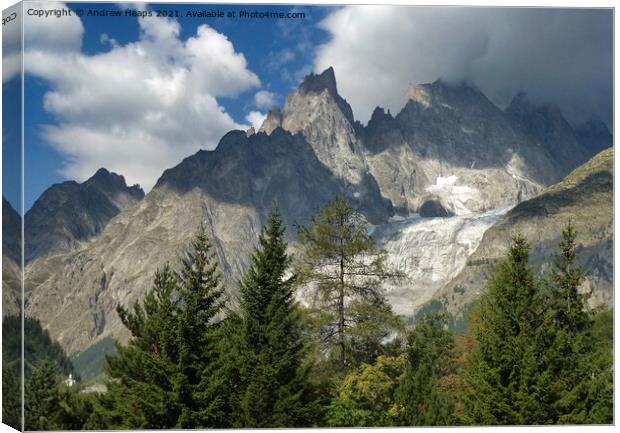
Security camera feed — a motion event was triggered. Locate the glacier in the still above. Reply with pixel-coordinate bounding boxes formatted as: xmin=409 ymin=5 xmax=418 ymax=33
xmin=375 ymin=205 xmax=512 ymax=316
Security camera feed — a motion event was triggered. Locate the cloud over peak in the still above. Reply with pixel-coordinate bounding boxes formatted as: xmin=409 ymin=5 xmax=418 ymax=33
xmin=314 ymin=6 xmax=612 ymax=126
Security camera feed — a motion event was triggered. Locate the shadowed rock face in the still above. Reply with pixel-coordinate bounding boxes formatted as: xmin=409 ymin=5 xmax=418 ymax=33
xmin=418 ymin=199 xmax=453 ymax=218
xmin=361 ymin=80 xmax=607 ymax=216
xmin=3 ymin=197 xmax=20 ymax=263
xmin=361 ymin=80 xmax=549 ymax=215
xmin=427 ymin=148 xmax=613 ymax=326
xmin=506 ymin=92 xmax=596 ymax=179
xmin=24 ymin=168 xmax=144 ymax=262
xmin=574 ymin=118 xmax=613 ymax=156
xmin=3 ymin=198 xmax=21 ymax=317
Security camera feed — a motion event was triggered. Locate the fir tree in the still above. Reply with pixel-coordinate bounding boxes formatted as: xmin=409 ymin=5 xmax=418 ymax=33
xmin=547 ymin=221 xmax=591 ymax=337
xmin=297 ymin=196 xmax=402 ymax=370
xmin=395 ymin=313 xmax=456 ymax=426
xmin=463 ymin=235 xmax=550 ymax=425
xmin=175 ymin=224 xmax=228 ymax=428
xmin=24 ymin=360 xmax=65 ymax=430
xmin=544 ymin=223 xmax=611 ymax=423
xmin=102 ymin=225 xmax=229 ymax=429
xmin=103 ymin=264 xmax=182 ymax=428
xmin=463 ymin=227 xmax=613 ymax=425
xmin=232 ymin=206 xmax=312 ymax=427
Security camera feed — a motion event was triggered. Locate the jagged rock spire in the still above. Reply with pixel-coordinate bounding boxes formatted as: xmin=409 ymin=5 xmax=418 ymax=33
xmin=259 ymin=108 xmax=283 ymax=134
xmin=299 ymin=66 xmax=338 ymax=96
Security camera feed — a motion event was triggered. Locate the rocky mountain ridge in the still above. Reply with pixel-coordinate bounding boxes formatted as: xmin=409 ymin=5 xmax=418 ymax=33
xmin=19 ymin=67 xmax=611 ymax=356
xmin=24 ymin=168 xmax=144 ymax=262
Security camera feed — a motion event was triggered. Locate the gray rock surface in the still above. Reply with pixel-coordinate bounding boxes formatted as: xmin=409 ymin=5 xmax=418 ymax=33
xmin=2 ymin=197 xmax=21 ymax=316
xmin=362 ymin=81 xmax=567 ymax=216
xmin=24 ymin=169 xmax=144 ymax=262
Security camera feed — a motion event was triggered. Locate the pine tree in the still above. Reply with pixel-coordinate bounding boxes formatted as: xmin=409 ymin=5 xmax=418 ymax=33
xmin=25 ymin=360 xmax=65 ymax=430
xmin=175 ymin=224 xmax=228 ymax=428
xmin=297 ymin=196 xmax=401 ymax=370
xmin=103 ymin=264 xmax=182 ymax=428
xmin=395 ymin=313 xmax=456 ymax=426
xmin=548 ymin=221 xmax=590 ymax=334
xmin=544 ymin=222 xmax=611 ymax=423
xmin=463 ymin=235 xmax=550 ymax=425
xmin=463 ymin=227 xmax=613 ymax=425
xmin=232 ymin=206 xmax=312 ymax=427
xmin=102 ymin=225 xmax=229 ymax=428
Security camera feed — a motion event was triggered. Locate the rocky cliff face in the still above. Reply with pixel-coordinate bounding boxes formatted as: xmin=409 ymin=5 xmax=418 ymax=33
xmin=574 ymin=118 xmax=613 ymax=156
xmin=506 ymin=92 xmax=593 ymax=178
xmin=258 ymin=68 xmax=388 ymax=219
xmin=3 ymin=197 xmax=20 ymax=263
xmin=24 ymin=169 xmax=144 ymax=263
xmin=3 ymin=198 xmax=21 ymax=316
xmin=361 ymin=81 xmax=580 ymax=216
xmin=22 ymin=67 xmax=611 ymax=356
xmin=426 ymin=148 xmax=613 ymax=327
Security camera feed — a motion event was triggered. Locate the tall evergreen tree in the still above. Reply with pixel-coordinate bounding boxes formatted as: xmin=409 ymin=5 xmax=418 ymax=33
xmin=549 ymin=222 xmax=589 ymax=332
xmin=25 ymin=360 xmax=65 ymax=430
xmin=463 ymin=235 xmax=551 ymax=425
xmin=232 ymin=206 xmax=312 ymax=427
xmin=102 ymin=264 xmax=182 ymax=428
xmin=395 ymin=313 xmax=457 ymax=426
xmin=544 ymin=223 xmax=611 ymax=423
xmin=297 ymin=196 xmax=401 ymax=370
xmin=102 ymin=225 xmax=229 ymax=429
xmin=175 ymin=225 xmax=228 ymax=428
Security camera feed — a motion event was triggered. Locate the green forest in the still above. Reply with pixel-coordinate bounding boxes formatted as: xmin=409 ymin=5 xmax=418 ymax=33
xmin=2 ymin=197 xmax=613 ymax=429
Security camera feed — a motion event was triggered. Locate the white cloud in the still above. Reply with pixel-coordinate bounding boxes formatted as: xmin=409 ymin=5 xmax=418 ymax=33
xmin=314 ymin=6 xmax=612 ymax=125
xmin=24 ymin=1 xmax=84 ymax=52
xmin=4 ymin=1 xmax=85 ymax=83
xmin=254 ymin=90 xmax=277 ymax=110
xmin=23 ymin=5 xmax=261 ymax=191
xmin=245 ymin=111 xmax=267 ymax=131
xmin=266 ymin=48 xmax=295 ymax=71
xmin=2 ymin=3 xmax=24 ymax=83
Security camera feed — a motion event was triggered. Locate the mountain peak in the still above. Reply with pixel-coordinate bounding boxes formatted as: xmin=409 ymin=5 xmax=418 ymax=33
xmin=25 ymin=168 xmax=145 ymax=262
xmin=299 ymin=67 xmax=338 ymax=96
xmin=87 ymin=167 xmax=123 ymax=187
xmin=369 ymin=106 xmax=394 ymax=124
xmin=85 ymin=168 xmax=144 ymax=198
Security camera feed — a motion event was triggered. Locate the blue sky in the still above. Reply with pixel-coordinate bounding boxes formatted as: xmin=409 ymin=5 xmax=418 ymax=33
xmin=2 ymin=3 xmax=612 ymax=212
